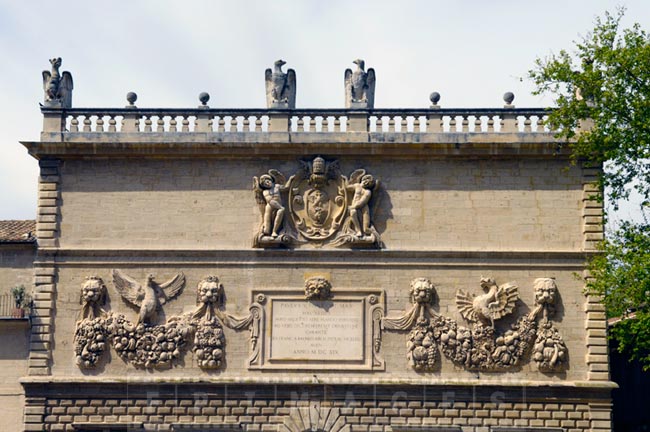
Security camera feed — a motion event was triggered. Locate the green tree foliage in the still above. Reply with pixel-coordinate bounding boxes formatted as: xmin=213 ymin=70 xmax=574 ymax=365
xmin=530 ymin=9 xmax=650 ymax=369
xmin=588 ymin=223 xmax=650 ymax=368
xmin=530 ymin=9 xmax=650 ymax=204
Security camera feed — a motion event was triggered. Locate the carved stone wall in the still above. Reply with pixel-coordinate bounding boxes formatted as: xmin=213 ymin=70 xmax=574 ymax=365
xmin=55 ymin=158 xmax=586 ymax=251
xmin=19 ymin=116 xmax=612 ymax=431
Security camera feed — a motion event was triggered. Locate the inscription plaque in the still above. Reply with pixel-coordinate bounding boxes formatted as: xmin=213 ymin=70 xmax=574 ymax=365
xmin=271 ymin=299 xmax=364 ymax=361
xmin=248 ymin=289 xmax=385 ymax=370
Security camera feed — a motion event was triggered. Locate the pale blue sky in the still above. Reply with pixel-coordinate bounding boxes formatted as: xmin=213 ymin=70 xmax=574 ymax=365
xmin=1 ymin=0 xmax=648 ymax=221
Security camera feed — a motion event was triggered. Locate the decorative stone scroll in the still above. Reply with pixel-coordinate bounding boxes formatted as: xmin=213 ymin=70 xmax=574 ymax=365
xmin=73 ymin=274 xmax=252 ymax=370
xmin=247 ymin=280 xmax=385 ymax=370
xmin=383 ymin=277 xmax=568 ymax=372
xmin=253 ymin=156 xmax=382 ymax=249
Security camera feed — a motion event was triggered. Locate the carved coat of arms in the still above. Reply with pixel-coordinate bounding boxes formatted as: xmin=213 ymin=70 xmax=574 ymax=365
xmin=253 ymin=156 xmax=381 ymax=248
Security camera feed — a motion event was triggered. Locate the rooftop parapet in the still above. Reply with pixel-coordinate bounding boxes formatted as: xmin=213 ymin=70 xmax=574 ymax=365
xmin=42 ymin=103 xmax=552 ymax=135
xmin=39 ymin=57 xmax=555 ymax=136
xmin=32 ymin=58 xmax=579 ymax=162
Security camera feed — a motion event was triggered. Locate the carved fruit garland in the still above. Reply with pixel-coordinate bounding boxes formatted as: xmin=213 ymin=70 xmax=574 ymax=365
xmin=74 ymin=274 xmax=250 ymax=370
xmin=383 ymin=277 xmax=568 ymax=372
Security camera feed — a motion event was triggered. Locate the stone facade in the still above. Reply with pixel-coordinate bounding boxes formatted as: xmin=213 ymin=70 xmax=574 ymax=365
xmin=3 ymin=60 xmax=614 ymax=431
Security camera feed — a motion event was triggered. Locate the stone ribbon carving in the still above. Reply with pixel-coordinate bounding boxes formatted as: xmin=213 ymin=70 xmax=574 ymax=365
xmin=383 ymin=277 xmax=568 ymax=372
xmin=253 ymin=156 xmax=382 ymax=248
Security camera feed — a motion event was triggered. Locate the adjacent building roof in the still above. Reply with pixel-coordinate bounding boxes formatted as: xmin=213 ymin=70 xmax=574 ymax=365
xmin=0 ymin=220 xmax=36 ymax=243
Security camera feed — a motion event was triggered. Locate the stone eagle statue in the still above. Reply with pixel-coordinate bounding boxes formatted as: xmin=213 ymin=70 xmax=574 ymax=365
xmin=42 ymin=57 xmax=73 ymax=108
xmin=344 ymin=59 xmax=375 ymax=108
xmin=265 ymin=59 xmax=296 ymax=109
xmin=112 ymin=270 xmax=185 ymax=325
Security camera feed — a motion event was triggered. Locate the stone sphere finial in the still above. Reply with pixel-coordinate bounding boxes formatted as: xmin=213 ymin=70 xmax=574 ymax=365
xmin=199 ymin=92 xmax=210 ymax=106
xmin=503 ymin=92 xmax=515 ymax=105
xmin=429 ymin=92 xmax=441 ymax=105
xmin=126 ymin=92 xmax=137 ymax=106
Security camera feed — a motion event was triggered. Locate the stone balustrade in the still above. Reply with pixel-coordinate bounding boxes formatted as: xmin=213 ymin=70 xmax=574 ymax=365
xmin=42 ymin=107 xmax=553 ymax=134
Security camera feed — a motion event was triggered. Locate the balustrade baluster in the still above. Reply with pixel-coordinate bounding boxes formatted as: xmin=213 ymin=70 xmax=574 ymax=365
xmin=83 ymin=117 xmax=92 ymax=132
xmin=70 ymin=117 xmax=79 ymax=132
xmin=388 ymin=117 xmax=396 ymax=132
xmin=449 ymin=117 xmax=457 ymax=132
xmin=255 ymin=117 xmax=263 ymax=132
xmin=169 ymin=117 xmax=177 ymax=132
xmin=524 ymin=116 xmax=532 ymax=133
xmin=487 ymin=116 xmax=495 ymax=132
xmin=156 ymin=117 xmax=165 ymax=132
xmin=474 ymin=116 xmax=482 ymax=133
xmin=310 ymin=117 xmax=317 ymax=132
xmin=461 ymin=116 xmax=469 ymax=132
xmin=108 ymin=117 xmax=117 ymax=132
xmin=375 ymin=117 xmax=381 ymax=132
xmin=182 ymin=117 xmax=190 ymax=132
xmin=242 ymin=116 xmax=250 ymax=132
xmin=230 ymin=116 xmax=238 ymax=132
xmin=320 ymin=116 xmax=328 ymax=132
xmin=144 ymin=117 xmax=152 ymax=132
xmin=96 ymin=116 xmax=105 ymax=132
xmin=400 ymin=117 xmax=408 ymax=133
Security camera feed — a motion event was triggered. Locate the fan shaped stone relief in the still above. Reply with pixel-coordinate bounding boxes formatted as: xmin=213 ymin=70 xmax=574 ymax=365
xmin=280 ymin=402 xmax=349 ymax=432
xmin=252 ymin=156 xmax=382 ymax=249
xmin=382 ymin=277 xmax=568 ymax=372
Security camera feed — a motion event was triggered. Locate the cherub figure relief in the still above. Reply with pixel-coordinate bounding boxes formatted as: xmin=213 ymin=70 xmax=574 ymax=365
xmin=253 ymin=170 xmax=293 ymax=238
xmin=346 ymin=169 xmax=378 ymax=238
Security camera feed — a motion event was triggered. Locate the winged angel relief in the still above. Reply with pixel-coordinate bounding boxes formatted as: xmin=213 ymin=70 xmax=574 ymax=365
xmin=74 ymin=272 xmax=256 ymax=370
xmin=253 ymin=156 xmax=382 ymax=248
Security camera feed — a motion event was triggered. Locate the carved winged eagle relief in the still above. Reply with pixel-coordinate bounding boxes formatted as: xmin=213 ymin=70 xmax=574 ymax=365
xmin=455 ymin=277 xmax=519 ymax=327
xmin=112 ymin=269 xmax=185 ymax=325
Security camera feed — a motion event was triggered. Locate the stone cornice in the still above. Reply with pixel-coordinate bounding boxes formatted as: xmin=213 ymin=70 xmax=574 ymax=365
xmin=24 ymin=132 xmax=569 ymax=159
xmin=33 ymin=248 xmax=594 ymax=268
